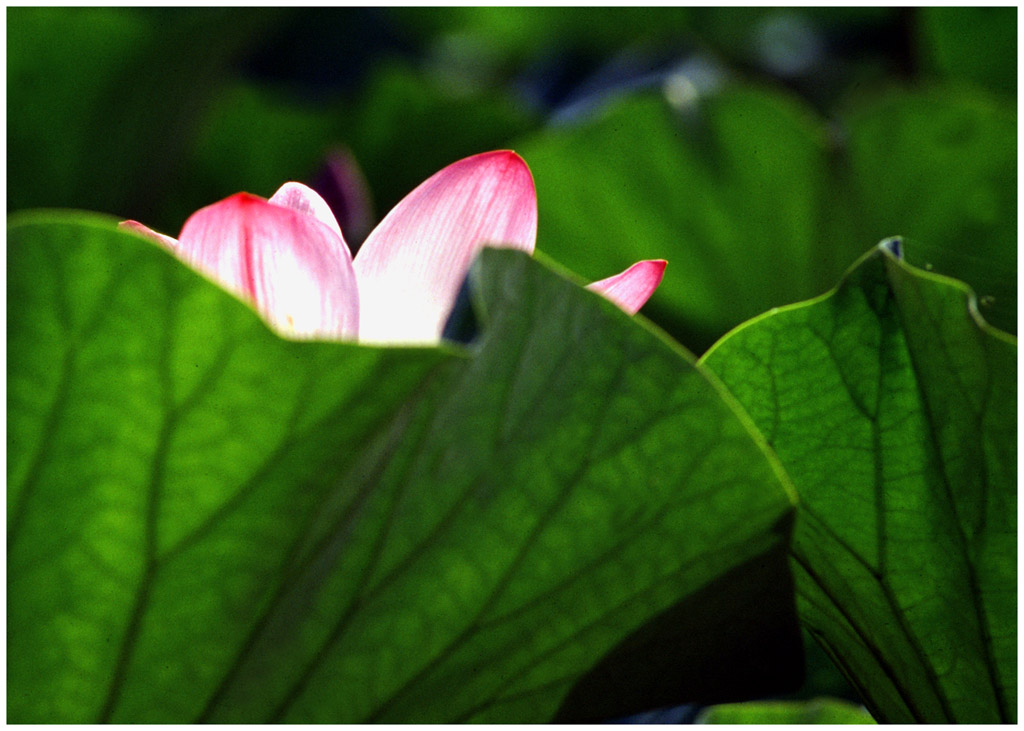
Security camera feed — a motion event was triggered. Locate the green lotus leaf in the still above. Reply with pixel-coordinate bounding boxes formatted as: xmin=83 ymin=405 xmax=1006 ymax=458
xmin=703 ymin=240 xmax=1016 ymax=723
xmin=8 ymin=213 xmax=800 ymax=723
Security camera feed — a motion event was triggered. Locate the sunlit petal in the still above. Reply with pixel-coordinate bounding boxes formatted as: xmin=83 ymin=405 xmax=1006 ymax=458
xmin=354 ymin=150 xmax=537 ymax=344
xmin=177 ymin=192 xmax=359 ymax=339
xmin=587 ymin=260 xmax=667 ymax=315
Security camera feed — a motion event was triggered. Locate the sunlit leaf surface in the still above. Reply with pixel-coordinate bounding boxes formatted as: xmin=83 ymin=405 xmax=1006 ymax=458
xmin=697 ymin=697 xmax=875 ymax=724
xmin=8 ymin=214 xmax=800 ymax=723
xmin=703 ymin=241 xmax=1016 ymax=723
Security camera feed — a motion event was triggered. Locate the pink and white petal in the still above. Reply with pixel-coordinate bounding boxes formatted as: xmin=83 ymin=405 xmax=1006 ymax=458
xmin=177 ymin=193 xmax=359 ymax=340
xmin=354 ymin=150 xmax=537 ymax=344
xmin=269 ymin=182 xmax=347 ymax=243
xmin=119 ymin=220 xmax=179 ymax=251
xmin=587 ymin=260 xmax=667 ymax=315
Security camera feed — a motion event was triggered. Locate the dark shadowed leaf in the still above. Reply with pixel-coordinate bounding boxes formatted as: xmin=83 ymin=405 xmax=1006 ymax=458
xmin=8 ymin=213 xmax=800 ymax=723
xmin=702 ymin=241 xmax=1016 ymax=723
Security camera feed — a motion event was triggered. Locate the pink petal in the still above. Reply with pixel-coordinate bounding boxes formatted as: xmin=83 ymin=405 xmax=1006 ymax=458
xmin=269 ymin=182 xmax=346 ymax=242
xmin=119 ymin=220 xmax=179 ymax=251
xmin=177 ymin=192 xmax=359 ymax=340
xmin=587 ymin=260 xmax=667 ymax=315
xmin=354 ymin=150 xmax=537 ymax=344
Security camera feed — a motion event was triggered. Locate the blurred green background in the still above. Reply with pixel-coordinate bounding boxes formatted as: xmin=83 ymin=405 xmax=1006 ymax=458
xmin=8 ymin=6 xmax=1016 ymax=351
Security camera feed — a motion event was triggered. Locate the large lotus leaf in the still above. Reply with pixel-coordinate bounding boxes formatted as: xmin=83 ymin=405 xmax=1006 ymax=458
xmin=8 ymin=213 xmax=800 ymax=723
xmin=702 ymin=241 xmax=1016 ymax=722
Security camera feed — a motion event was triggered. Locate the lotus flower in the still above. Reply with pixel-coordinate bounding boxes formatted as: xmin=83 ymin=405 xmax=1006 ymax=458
xmin=122 ymin=151 xmax=666 ymax=344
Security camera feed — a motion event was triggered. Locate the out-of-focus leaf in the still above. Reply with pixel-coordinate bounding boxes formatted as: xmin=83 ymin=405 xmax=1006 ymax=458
xmin=517 ymin=88 xmax=838 ymax=352
xmin=916 ymin=7 xmax=1016 ymax=96
xmin=839 ymin=87 xmax=1017 ymax=334
xmin=7 ymin=7 xmax=283 ymax=220
xmin=344 ymin=63 xmax=538 ymax=214
xmin=696 ymin=697 xmax=875 ymax=724
xmin=389 ymin=7 xmax=694 ymax=72
xmin=8 ymin=8 xmax=148 ymax=212
xmin=172 ymin=63 xmax=538 ymax=238
xmin=515 ymin=83 xmax=1016 ymax=351
xmin=702 ymin=241 xmax=1016 ymax=722
xmin=690 ymin=7 xmax=897 ymax=72
xmin=163 ymin=83 xmax=344 ymax=230
xmin=8 ymin=213 xmax=801 ymax=723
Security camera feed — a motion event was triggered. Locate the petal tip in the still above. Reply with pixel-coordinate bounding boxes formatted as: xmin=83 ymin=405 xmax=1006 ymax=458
xmin=224 ymin=192 xmax=264 ymax=208
xmin=353 ymin=149 xmax=539 ymax=343
xmin=269 ymin=181 xmax=346 ymax=242
xmin=489 ymin=149 xmax=534 ymax=183
xmin=453 ymin=147 xmax=531 ymax=174
xmin=270 ymin=181 xmax=311 ymax=197
xmin=459 ymin=150 xmax=537 ymax=252
xmin=587 ymin=259 xmax=667 ymax=315
xmin=646 ymin=259 xmax=668 ymax=278
xmin=118 ymin=219 xmax=179 ymax=250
